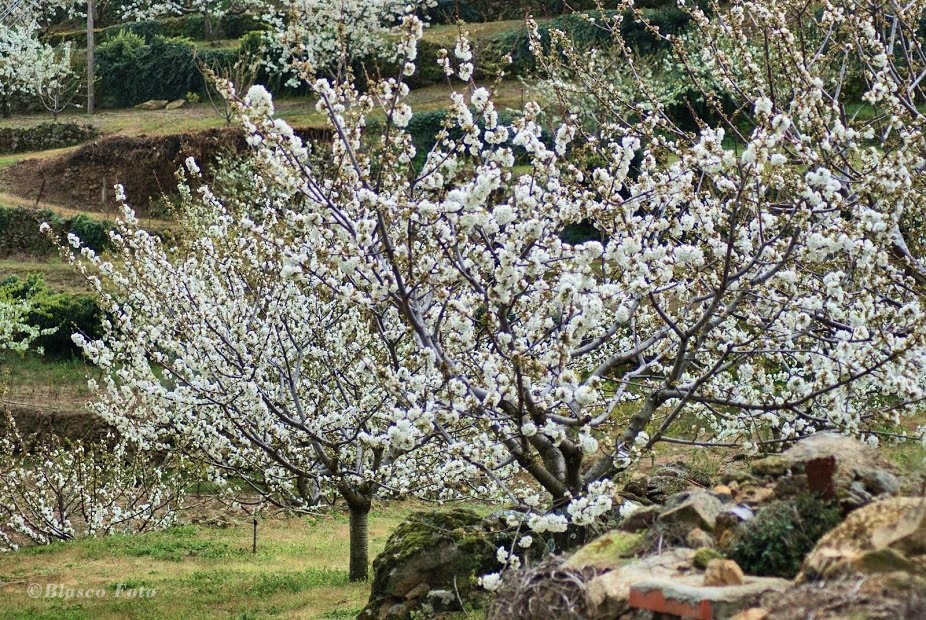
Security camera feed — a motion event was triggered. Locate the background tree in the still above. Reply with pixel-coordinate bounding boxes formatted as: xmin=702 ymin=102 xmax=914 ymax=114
xmin=0 ymin=278 xmax=54 ymax=354
xmin=63 ymin=162 xmax=492 ymax=581
xmin=32 ymin=40 xmax=80 ymax=121
xmin=119 ymin=0 xmax=268 ymax=40
xmin=274 ymin=0 xmax=436 ymax=80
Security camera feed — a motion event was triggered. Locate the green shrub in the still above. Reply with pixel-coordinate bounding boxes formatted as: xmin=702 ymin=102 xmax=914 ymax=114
xmin=421 ymin=0 xmax=482 ymax=24
xmin=98 ymin=33 xmax=230 ymax=106
xmin=69 ymin=215 xmax=110 ymax=254
xmin=725 ymin=493 xmax=842 ymax=578
xmin=217 ymin=13 xmax=266 ymax=39
xmin=0 ymin=206 xmax=111 ymax=258
xmin=0 ymin=275 xmax=103 ymax=359
xmin=466 ymin=8 xmax=693 ymax=82
xmin=95 ymin=30 xmax=148 ymax=107
xmin=49 ymin=13 xmax=268 ymax=46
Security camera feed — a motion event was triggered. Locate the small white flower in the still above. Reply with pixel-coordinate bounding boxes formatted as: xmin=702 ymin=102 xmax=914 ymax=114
xmin=479 ymin=572 xmax=502 ymax=592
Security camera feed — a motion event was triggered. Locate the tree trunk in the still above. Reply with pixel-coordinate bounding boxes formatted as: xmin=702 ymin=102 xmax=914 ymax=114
xmin=86 ymin=0 xmax=95 ymax=115
xmin=348 ymin=501 xmax=371 ymax=582
xmin=204 ymin=8 xmax=213 ymax=41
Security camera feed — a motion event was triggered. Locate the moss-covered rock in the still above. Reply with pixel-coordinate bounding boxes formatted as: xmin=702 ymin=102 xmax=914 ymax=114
xmin=693 ymin=547 xmax=724 ymax=569
xmin=564 ymin=530 xmax=644 ymax=570
xmin=360 ymin=509 xmax=507 ymax=619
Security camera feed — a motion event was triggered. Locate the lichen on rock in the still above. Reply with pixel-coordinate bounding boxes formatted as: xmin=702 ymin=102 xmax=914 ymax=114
xmin=361 ymin=508 xmax=509 ymax=619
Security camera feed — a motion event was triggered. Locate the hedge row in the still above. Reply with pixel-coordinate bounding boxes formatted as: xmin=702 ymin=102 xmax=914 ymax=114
xmin=92 ymin=7 xmax=692 ymax=107
xmin=0 ymin=123 xmax=98 ymax=155
xmin=424 ymin=0 xmax=663 ymax=23
xmin=96 ymin=31 xmax=239 ymax=107
xmin=393 ymin=7 xmax=691 ymax=88
xmin=47 ymin=13 xmax=265 ymax=47
xmin=0 ymin=274 xmax=103 ymax=359
xmin=0 ymin=206 xmax=111 ymax=259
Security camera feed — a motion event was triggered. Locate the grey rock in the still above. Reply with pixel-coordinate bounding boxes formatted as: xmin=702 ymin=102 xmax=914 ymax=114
xmin=659 ymin=489 xmax=729 ymax=533
xmin=752 ymin=433 xmax=902 ymax=509
xmin=134 ymin=99 xmax=169 ymax=110
xmin=619 ymin=504 xmax=661 ymax=532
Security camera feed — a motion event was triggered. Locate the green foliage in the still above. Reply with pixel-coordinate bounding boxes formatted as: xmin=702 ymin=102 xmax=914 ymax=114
xmin=50 ymin=14 xmax=268 ymax=46
xmin=462 ymin=0 xmax=626 ymax=21
xmin=68 ymin=215 xmax=109 ymax=253
xmin=95 ymin=30 xmax=147 ymax=107
xmin=560 ymin=219 xmax=603 ymax=245
xmin=0 ymin=206 xmax=111 ymax=258
xmin=97 ymin=32 xmax=240 ymax=106
xmin=725 ymin=493 xmax=842 ymax=578
xmin=132 ymin=36 xmax=199 ymax=104
xmin=421 ymin=0 xmax=482 ymax=24
xmin=445 ymin=8 xmax=695 ymax=84
xmin=0 ymin=275 xmax=103 ymax=359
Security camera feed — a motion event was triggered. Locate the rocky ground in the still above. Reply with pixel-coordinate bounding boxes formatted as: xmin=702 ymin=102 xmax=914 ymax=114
xmin=362 ymin=434 xmax=925 ymax=619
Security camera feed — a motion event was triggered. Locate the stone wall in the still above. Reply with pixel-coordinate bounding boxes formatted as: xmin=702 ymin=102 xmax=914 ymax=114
xmin=0 ymin=123 xmax=99 ymax=155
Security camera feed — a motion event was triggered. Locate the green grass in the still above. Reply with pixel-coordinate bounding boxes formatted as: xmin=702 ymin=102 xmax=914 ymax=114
xmin=884 ymin=441 xmax=926 ymax=479
xmin=0 ymin=152 xmax=30 ymax=170
xmin=423 ymin=19 xmax=541 ymax=45
xmin=0 ymin=259 xmax=88 ymax=294
xmin=0 ymin=351 xmax=95 ymax=411
xmin=0 ymin=77 xmax=535 ymax=138
xmin=0 ymin=506 xmax=425 ymax=619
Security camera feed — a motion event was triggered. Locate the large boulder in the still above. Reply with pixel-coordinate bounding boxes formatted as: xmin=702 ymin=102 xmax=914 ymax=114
xmin=751 ymin=433 xmax=901 ymax=509
xmin=657 ymin=489 xmax=732 ymax=537
xmin=360 ymin=509 xmax=507 ymax=619
xmin=799 ymin=496 xmax=926 ymax=582
xmin=583 ymin=548 xmax=697 ymax=618
xmin=628 ymin=574 xmax=790 ymax=619
xmin=564 ymin=530 xmax=645 ymax=570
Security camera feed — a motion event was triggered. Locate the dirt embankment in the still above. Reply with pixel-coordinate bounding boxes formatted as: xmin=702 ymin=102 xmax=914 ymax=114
xmin=1 ymin=402 xmax=110 ymax=445
xmin=2 ymin=126 xmax=331 ymax=216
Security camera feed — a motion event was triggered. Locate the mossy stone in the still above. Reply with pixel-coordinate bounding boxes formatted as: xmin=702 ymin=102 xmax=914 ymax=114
xmin=694 ymin=547 xmax=724 ymax=569
xmin=362 ymin=509 xmax=506 ymax=619
xmin=751 ymin=455 xmax=792 ymax=477
xmin=857 ymin=548 xmax=917 ymax=574
xmin=565 ymin=530 xmax=645 ymax=569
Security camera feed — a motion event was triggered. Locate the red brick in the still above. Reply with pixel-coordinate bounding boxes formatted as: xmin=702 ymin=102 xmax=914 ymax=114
xmin=629 ymin=586 xmax=712 ymax=619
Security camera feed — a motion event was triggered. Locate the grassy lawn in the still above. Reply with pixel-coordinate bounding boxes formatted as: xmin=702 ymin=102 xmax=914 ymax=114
xmin=0 ymin=259 xmax=89 ymax=294
xmin=0 ymin=352 xmax=95 ymax=413
xmin=0 ymin=506 xmax=424 ymax=620
xmin=0 ymin=79 xmax=534 ymax=139
xmin=423 ymin=19 xmax=540 ymax=44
